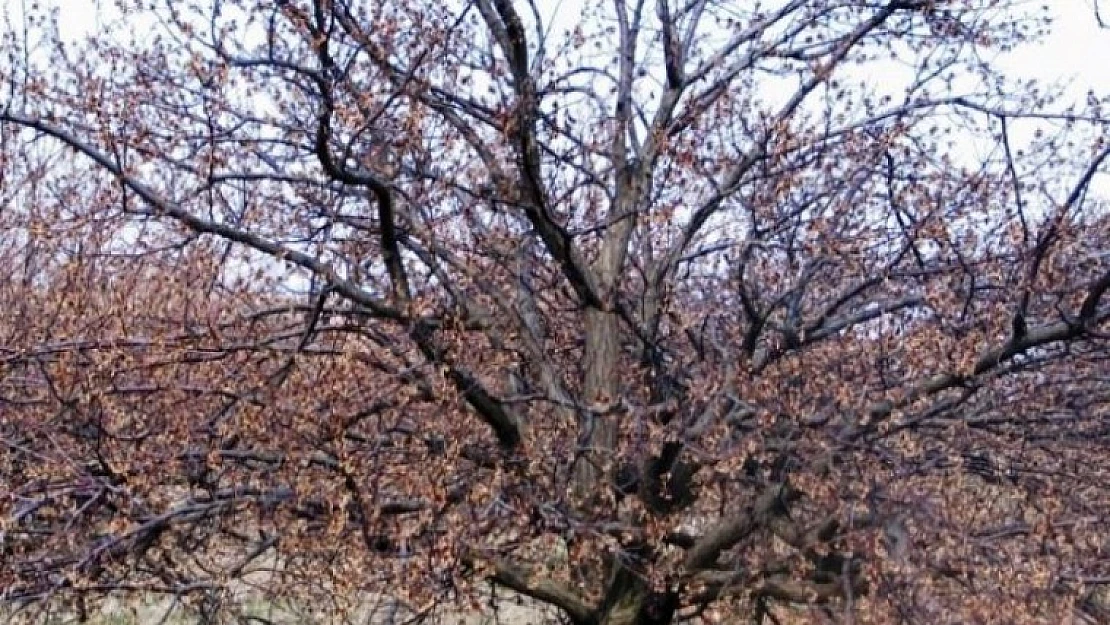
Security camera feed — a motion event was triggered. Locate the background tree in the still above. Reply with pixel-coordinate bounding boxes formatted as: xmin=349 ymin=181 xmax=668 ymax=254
xmin=2 ymin=1 xmax=1109 ymax=623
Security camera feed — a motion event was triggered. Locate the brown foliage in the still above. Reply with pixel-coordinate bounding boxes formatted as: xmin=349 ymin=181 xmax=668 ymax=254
xmin=1 ymin=1 xmax=1108 ymax=623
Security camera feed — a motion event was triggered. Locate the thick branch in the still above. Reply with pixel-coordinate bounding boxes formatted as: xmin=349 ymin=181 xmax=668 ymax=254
xmin=411 ymin=322 xmax=525 ymax=449
xmin=469 ymin=553 xmax=593 ymax=624
xmin=0 ymin=112 xmax=403 ymax=321
xmin=475 ymin=0 xmax=605 ymax=309
xmin=309 ymin=33 xmax=412 ymax=304
xmin=754 ymin=576 xmax=867 ymax=604
xmin=857 ymin=296 xmax=1110 ymax=438
xmin=314 ymin=110 xmax=411 ymax=303
xmin=652 ymin=2 xmax=906 ymax=287
xmin=684 ymin=484 xmax=800 ymax=571
xmin=0 ymin=112 xmax=525 ymax=450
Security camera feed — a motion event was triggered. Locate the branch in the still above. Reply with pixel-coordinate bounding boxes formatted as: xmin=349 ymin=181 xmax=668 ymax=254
xmin=683 ymin=484 xmax=800 ymax=571
xmin=689 ymin=563 xmax=865 ymax=606
xmin=305 ymin=15 xmax=412 ymax=304
xmin=856 ymin=290 xmax=1110 ymax=438
xmin=654 ymin=2 xmax=906 ymax=285
xmin=1016 ymin=145 xmax=1110 ymax=327
xmin=467 ymin=552 xmax=593 ymax=624
xmin=754 ymin=576 xmax=867 ymax=604
xmin=475 ymin=0 xmax=605 ymax=309
xmin=411 ymin=321 xmax=525 ymax=449
xmin=314 ymin=100 xmax=411 ymax=303
xmin=805 ymin=296 xmax=925 ymax=343
xmin=0 ymin=111 xmax=404 ymax=322
xmin=0 ymin=111 xmax=525 ymax=450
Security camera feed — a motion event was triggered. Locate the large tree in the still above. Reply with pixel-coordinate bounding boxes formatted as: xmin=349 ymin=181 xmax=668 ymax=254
xmin=2 ymin=1 xmax=1109 ymax=623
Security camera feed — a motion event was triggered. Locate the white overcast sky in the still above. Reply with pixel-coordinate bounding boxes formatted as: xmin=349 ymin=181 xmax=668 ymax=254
xmin=995 ymin=1 xmax=1110 ymax=95
xmin=12 ymin=1 xmax=1103 ymax=101
xmin=13 ymin=0 xmax=1110 ymax=175
xmin=5 ymin=0 xmax=1107 ymax=291
xmin=24 ymin=1 xmax=1109 ymax=180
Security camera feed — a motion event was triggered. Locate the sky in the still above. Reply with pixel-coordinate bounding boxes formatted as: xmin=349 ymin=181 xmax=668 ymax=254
xmin=994 ymin=1 xmax=1110 ymax=96
xmin=10 ymin=0 xmax=1110 ymax=201
xmin=3 ymin=0 xmax=1108 ymax=294
xmin=32 ymin=0 xmax=1110 ymax=99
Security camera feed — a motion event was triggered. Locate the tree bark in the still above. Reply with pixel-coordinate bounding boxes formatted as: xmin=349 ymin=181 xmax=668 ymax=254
xmin=594 ymin=563 xmax=678 ymax=625
xmin=573 ymin=307 xmax=621 ymax=503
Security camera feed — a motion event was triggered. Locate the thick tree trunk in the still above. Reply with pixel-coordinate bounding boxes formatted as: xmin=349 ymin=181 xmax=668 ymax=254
xmin=573 ymin=307 xmax=621 ymax=503
xmin=594 ymin=564 xmax=678 ymax=625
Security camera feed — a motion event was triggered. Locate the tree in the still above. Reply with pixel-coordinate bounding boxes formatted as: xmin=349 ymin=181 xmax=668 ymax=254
xmin=2 ymin=1 xmax=1109 ymax=623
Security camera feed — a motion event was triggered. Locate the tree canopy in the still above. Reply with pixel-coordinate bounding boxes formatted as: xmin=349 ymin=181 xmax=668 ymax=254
xmin=1 ymin=1 xmax=1108 ymax=623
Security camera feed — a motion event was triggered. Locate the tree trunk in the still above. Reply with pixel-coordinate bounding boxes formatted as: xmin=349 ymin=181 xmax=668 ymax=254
xmin=594 ymin=563 xmax=678 ymax=625
xmin=573 ymin=307 xmax=621 ymax=503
